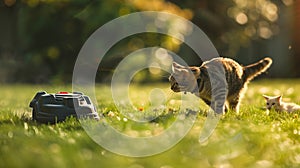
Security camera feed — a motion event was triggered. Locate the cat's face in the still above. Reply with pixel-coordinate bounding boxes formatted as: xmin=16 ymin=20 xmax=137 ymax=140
xmin=169 ymin=62 xmax=200 ymax=93
xmin=263 ymin=95 xmax=281 ymax=110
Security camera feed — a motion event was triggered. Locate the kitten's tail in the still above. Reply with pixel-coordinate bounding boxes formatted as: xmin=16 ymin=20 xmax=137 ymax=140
xmin=243 ymin=57 xmax=272 ymax=81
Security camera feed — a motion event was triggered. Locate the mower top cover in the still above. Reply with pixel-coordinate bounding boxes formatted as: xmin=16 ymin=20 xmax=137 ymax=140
xmin=29 ymin=91 xmax=99 ymax=123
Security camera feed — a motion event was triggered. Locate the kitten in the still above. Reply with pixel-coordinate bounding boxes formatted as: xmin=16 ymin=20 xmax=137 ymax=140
xmin=169 ymin=57 xmax=272 ymax=114
xmin=263 ymin=95 xmax=300 ymax=112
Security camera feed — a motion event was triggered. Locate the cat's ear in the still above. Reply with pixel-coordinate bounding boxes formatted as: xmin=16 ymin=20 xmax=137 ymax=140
xmin=262 ymin=95 xmax=269 ymax=100
xmin=190 ymin=67 xmax=200 ymax=76
xmin=172 ymin=62 xmax=185 ymax=68
xmin=171 ymin=62 xmax=179 ymax=73
xmin=172 ymin=62 xmax=187 ymax=73
xmin=275 ymin=95 xmax=282 ymax=101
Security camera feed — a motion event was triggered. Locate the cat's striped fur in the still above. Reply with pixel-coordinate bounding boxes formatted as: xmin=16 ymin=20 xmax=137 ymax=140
xmin=169 ymin=57 xmax=272 ymax=114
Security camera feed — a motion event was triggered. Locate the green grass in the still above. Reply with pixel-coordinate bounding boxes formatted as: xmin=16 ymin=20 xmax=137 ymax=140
xmin=1 ymin=80 xmax=300 ymax=168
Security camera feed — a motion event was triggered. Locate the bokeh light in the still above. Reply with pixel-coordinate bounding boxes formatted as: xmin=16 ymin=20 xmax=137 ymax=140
xmin=282 ymin=0 xmax=294 ymax=6
xmin=227 ymin=0 xmax=281 ymax=40
xmin=4 ymin=0 xmax=16 ymax=7
xmin=148 ymin=62 xmax=161 ymax=75
xmin=235 ymin=12 xmax=248 ymax=25
xmin=47 ymin=46 xmax=60 ymax=60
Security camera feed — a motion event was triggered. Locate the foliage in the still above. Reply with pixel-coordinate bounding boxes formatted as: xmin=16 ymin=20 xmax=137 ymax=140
xmin=15 ymin=0 xmax=194 ymax=83
xmin=0 ymin=0 xmax=294 ymax=83
xmin=170 ymin=0 xmax=294 ymax=56
xmin=1 ymin=80 xmax=300 ymax=167
xmin=17 ymin=0 xmax=124 ymax=83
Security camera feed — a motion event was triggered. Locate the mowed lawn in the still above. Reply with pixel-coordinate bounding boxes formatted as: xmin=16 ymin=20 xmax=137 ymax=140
xmin=1 ymin=79 xmax=300 ymax=168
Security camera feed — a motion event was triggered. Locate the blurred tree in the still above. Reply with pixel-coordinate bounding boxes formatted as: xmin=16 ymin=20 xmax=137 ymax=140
xmin=0 ymin=0 xmax=18 ymax=82
xmin=293 ymin=0 xmax=300 ymax=77
xmin=170 ymin=0 xmax=282 ymax=56
xmin=16 ymin=0 xmax=191 ymax=83
xmin=15 ymin=0 xmax=193 ymax=83
xmin=0 ymin=0 xmax=296 ymax=83
xmin=17 ymin=0 xmax=90 ymax=83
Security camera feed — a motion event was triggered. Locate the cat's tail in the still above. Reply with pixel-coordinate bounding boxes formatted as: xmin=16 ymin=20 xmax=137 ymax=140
xmin=243 ymin=57 xmax=272 ymax=81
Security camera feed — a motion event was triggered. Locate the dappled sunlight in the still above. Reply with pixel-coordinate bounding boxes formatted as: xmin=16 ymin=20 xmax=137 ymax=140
xmin=0 ymin=0 xmax=299 ymax=165
xmin=227 ymin=0 xmax=280 ymax=39
xmin=124 ymin=0 xmax=194 ymax=52
xmin=128 ymin=0 xmax=193 ymax=20
xmin=1 ymin=80 xmax=300 ymax=166
xmin=2 ymin=0 xmax=296 ymax=84
xmin=219 ymin=0 xmax=293 ymax=56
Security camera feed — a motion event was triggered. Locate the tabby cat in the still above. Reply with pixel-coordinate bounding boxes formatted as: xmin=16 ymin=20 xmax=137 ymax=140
xmin=263 ymin=95 xmax=300 ymax=112
xmin=169 ymin=57 xmax=272 ymax=114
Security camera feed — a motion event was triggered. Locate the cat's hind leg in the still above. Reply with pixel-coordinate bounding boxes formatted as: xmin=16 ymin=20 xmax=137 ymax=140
xmin=229 ymin=97 xmax=241 ymax=114
xmin=201 ymin=97 xmax=211 ymax=107
xmin=224 ymin=104 xmax=229 ymax=113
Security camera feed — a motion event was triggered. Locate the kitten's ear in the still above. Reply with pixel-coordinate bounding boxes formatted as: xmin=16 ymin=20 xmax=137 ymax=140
xmin=262 ymin=95 xmax=269 ymax=100
xmin=276 ymin=95 xmax=282 ymax=101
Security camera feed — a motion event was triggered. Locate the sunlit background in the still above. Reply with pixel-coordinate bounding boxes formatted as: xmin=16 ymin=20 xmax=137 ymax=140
xmin=0 ymin=0 xmax=298 ymax=83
